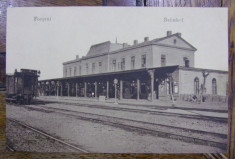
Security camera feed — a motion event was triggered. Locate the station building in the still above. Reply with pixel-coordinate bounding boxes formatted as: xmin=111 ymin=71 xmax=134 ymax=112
xmin=38 ymin=31 xmax=228 ymax=103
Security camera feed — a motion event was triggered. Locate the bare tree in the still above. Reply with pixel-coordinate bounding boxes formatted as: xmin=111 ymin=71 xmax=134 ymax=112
xmin=167 ymin=73 xmax=175 ymax=106
xmin=200 ymin=71 xmax=209 ymax=102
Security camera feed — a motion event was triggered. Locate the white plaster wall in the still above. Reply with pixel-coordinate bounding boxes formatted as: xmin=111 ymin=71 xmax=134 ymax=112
xmin=157 ymin=35 xmax=194 ymax=49
xmin=109 ymin=45 xmax=153 ymax=71
xmin=179 ymin=69 xmax=228 ymax=96
xmin=80 ymin=54 xmax=108 ymax=75
xmin=63 ymin=61 xmax=81 ymax=77
xmin=152 ymin=45 xmax=195 ymax=68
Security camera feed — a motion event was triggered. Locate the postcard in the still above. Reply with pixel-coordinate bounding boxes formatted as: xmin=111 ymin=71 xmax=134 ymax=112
xmin=6 ymin=7 xmax=228 ymax=153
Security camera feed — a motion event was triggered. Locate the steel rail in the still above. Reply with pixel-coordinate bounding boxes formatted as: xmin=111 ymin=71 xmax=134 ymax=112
xmin=7 ymin=118 xmax=89 ymax=153
xmin=17 ymin=104 xmax=227 ymax=151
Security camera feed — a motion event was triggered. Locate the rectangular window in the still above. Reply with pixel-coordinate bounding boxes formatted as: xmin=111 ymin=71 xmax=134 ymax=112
xmin=118 ymin=62 xmax=121 ymax=70
xmin=79 ymin=66 xmax=81 ymax=75
xmin=86 ymin=63 xmax=89 ymax=74
xmin=69 ymin=68 xmax=72 ymax=76
xmin=112 ymin=59 xmax=116 ymax=71
xmin=131 ymin=56 xmax=135 ymax=69
xmin=65 ymin=68 xmax=67 ymax=77
xmin=74 ymin=67 xmax=77 ymax=76
xmin=161 ymin=55 xmax=166 ymax=66
xmin=121 ymin=58 xmax=125 ymax=70
xmin=92 ymin=63 xmax=95 ymax=73
xmin=141 ymin=55 xmax=146 ymax=68
xmin=184 ymin=57 xmax=190 ymax=67
xmin=185 ymin=60 xmax=189 ymax=67
xmin=99 ymin=62 xmax=102 ymax=73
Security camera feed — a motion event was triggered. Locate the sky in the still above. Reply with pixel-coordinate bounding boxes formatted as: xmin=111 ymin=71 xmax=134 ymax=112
xmin=6 ymin=7 xmax=228 ymax=80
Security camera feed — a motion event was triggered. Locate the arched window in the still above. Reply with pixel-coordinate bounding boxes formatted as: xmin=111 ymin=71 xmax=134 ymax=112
xmin=212 ymin=78 xmax=217 ymax=95
xmin=194 ymin=77 xmax=199 ymax=94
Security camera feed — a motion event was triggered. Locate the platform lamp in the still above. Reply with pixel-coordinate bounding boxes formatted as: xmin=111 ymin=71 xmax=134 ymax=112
xmin=114 ymin=78 xmax=118 ymax=104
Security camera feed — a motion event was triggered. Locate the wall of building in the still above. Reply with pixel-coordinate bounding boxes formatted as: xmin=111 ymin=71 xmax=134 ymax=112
xmin=63 ymin=60 xmax=81 ymax=77
xmin=80 ymin=54 xmax=109 ymax=75
xmin=152 ymin=45 xmax=195 ymax=68
xmin=157 ymin=35 xmax=194 ymax=50
xmin=63 ymin=40 xmax=195 ymax=78
xmin=109 ymin=45 xmax=153 ymax=71
xmin=63 ymin=54 xmax=110 ymax=77
xmin=179 ymin=68 xmax=228 ymax=96
xmin=63 ymin=33 xmax=196 ymax=78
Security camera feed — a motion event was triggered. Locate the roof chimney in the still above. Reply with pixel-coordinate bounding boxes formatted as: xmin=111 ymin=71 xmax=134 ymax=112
xmin=133 ymin=40 xmax=138 ymax=45
xmin=167 ymin=31 xmax=172 ymax=36
xmin=76 ymin=55 xmax=79 ymax=59
xmin=123 ymin=43 xmax=128 ymax=48
xmin=144 ymin=37 xmax=149 ymax=42
xmin=177 ymin=32 xmax=182 ymax=37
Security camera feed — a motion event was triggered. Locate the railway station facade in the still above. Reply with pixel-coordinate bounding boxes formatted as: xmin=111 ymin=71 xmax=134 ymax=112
xmin=38 ymin=31 xmax=228 ymax=103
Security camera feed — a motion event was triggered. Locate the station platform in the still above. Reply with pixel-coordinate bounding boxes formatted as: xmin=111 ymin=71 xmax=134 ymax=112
xmin=36 ymin=96 xmax=228 ymax=118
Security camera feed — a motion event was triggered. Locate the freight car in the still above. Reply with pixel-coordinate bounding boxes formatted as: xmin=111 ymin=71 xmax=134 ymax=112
xmin=0 ymin=52 xmax=6 ymax=92
xmin=6 ymin=69 xmax=40 ymax=104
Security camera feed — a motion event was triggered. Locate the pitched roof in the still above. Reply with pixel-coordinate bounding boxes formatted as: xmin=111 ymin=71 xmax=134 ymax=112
xmin=64 ymin=32 xmax=197 ymax=64
xmin=85 ymin=33 xmax=197 ymax=57
xmin=105 ymin=33 xmax=197 ymax=55
xmin=86 ymin=41 xmax=123 ymax=57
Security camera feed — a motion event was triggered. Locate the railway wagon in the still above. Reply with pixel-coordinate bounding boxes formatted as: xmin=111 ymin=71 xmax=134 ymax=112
xmin=0 ymin=52 xmax=6 ymax=92
xmin=6 ymin=69 xmax=40 ymax=104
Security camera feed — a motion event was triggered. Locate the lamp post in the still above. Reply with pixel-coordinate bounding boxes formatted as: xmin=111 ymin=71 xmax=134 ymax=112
xmin=114 ymin=78 xmax=118 ymax=104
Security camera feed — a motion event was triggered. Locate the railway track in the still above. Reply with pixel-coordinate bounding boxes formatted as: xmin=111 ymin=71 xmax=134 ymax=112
xmin=17 ymin=104 xmax=227 ymax=151
xmin=8 ymin=100 xmax=227 ymax=123
xmin=7 ymin=118 xmax=89 ymax=153
xmin=57 ymin=102 xmax=228 ymax=123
